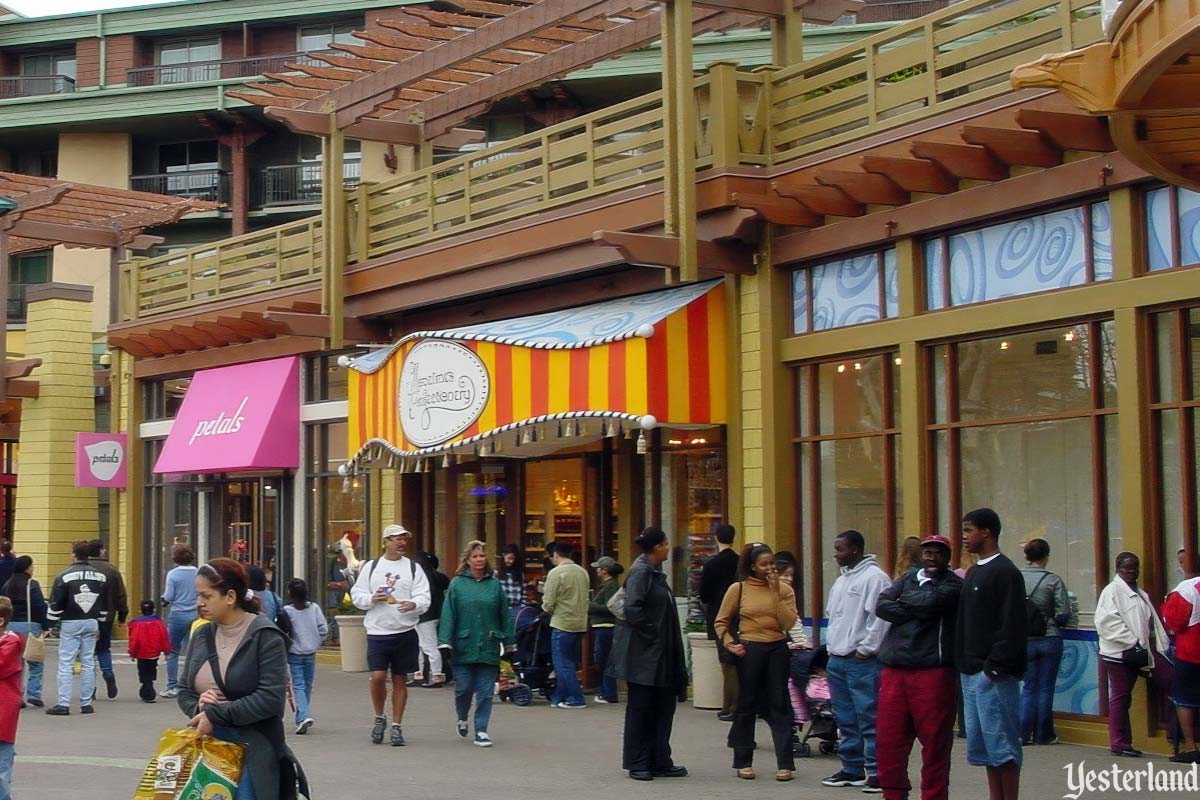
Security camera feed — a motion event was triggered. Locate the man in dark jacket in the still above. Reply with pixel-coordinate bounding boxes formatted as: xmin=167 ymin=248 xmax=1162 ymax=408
xmin=87 ymin=539 xmax=127 ymax=701
xmin=955 ymin=508 xmax=1027 ymax=800
xmin=697 ymin=523 xmax=738 ymax=720
xmin=412 ymin=551 xmax=450 ymax=687
xmin=874 ymin=535 xmax=962 ymax=800
xmin=46 ymin=540 xmax=110 ymax=716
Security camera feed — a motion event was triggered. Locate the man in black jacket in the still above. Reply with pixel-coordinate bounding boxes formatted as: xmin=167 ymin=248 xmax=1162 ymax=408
xmin=87 ymin=539 xmax=127 ymax=701
xmin=46 ymin=540 xmax=110 ymax=716
xmin=955 ymin=508 xmax=1027 ymax=800
xmin=697 ymin=524 xmax=738 ymax=720
xmin=874 ymin=535 xmax=962 ymax=800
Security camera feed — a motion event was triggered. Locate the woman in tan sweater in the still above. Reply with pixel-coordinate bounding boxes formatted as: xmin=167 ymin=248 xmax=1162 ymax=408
xmin=715 ymin=542 xmax=799 ymax=782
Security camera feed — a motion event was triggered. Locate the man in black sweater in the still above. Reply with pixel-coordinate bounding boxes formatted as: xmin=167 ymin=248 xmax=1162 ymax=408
xmin=87 ymin=539 xmax=127 ymax=701
xmin=955 ymin=508 xmax=1027 ymax=800
xmin=698 ymin=524 xmax=738 ymax=720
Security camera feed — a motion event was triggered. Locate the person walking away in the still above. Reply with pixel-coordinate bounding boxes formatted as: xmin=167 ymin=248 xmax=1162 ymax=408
xmin=1096 ymin=551 xmax=1173 ymax=758
xmin=438 ymin=540 xmax=515 ymax=747
xmin=161 ymin=543 xmax=199 ymax=698
xmin=874 ymin=535 xmax=963 ymax=800
xmin=350 ymin=524 xmax=431 ymax=746
xmin=699 ymin=524 xmax=739 ymax=721
xmin=87 ymin=539 xmax=128 ymax=701
xmin=542 ymin=541 xmax=590 ymax=709
xmin=1019 ymin=538 xmax=1072 ymax=746
xmin=178 ymin=559 xmax=290 ymax=800
xmin=956 ymin=509 xmax=1027 ymax=800
xmin=822 ymin=530 xmax=892 ymax=792
xmin=715 ymin=543 xmax=798 ymax=782
xmin=0 ymin=597 xmax=22 ymax=800
xmin=497 ymin=544 xmax=525 ymax=610
xmin=412 ymin=551 xmax=449 ymax=688
xmin=46 ymin=540 xmax=110 ymax=716
xmin=1 ymin=556 xmax=47 ymax=708
xmin=1165 ymin=571 xmax=1200 ymax=762
xmin=283 ymin=578 xmax=327 ymax=735
xmin=128 ymin=600 xmax=171 ymax=702
xmin=247 ymin=566 xmax=281 ymax=623
xmin=609 ymin=528 xmax=688 ymax=781
xmin=589 ymin=556 xmax=623 ymax=704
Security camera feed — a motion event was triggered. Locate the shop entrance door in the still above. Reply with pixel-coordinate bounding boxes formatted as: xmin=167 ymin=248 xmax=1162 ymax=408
xmin=215 ymin=477 xmax=286 ymax=580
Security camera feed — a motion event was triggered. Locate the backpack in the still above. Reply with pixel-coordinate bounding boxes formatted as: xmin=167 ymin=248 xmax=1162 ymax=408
xmin=1024 ymin=572 xmax=1051 ymax=638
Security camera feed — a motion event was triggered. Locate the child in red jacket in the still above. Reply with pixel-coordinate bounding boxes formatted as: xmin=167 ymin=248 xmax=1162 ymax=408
xmin=127 ymin=601 xmax=171 ymax=703
xmin=0 ymin=596 xmax=22 ymax=800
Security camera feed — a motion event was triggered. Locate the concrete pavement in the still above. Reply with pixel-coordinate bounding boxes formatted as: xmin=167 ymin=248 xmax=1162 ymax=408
xmin=11 ymin=655 xmax=1198 ymax=800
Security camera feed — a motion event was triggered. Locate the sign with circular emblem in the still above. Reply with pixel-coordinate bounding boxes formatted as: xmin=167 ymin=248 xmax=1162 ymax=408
xmin=398 ymin=340 xmax=491 ymax=447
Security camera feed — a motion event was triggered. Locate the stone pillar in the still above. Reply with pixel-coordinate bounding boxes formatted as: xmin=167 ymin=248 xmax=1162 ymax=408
xmin=14 ymin=283 xmax=98 ymax=579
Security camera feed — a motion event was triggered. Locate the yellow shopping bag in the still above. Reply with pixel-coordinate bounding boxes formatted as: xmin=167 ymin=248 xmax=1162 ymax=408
xmin=133 ymin=727 xmax=245 ymax=800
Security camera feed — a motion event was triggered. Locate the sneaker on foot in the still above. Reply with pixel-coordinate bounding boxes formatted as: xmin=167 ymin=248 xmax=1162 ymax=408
xmin=81 ymin=705 xmax=95 ymax=715
xmin=390 ymin=724 xmax=406 ymax=747
xmin=160 ymin=688 xmax=179 ymax=699
xmin=473 ymin=732 xmax=493 ymax=748
xmin=45 ymin=705 xmax=70 ymax=716
xmin=456 ymin=720 xmax=469 ymax=738
xmin=296 ymin=718 xmax=313 ymax=735
xmin=556 ymin=701 xmax=586 ymax=709
xmin=594 ymin=696 xmax=612 ymax=704
xmin=104 ymin=673 xmax=118 ymax=699
xmin=821 ymin=771 xmax=867 ymax=787
xmin=371 ymin=716 xmax=387 ymax=744
xmin=26 ymin=698 xmax=44 ymax=708
xmin=862 ymin=776 xmax=882 ymax=794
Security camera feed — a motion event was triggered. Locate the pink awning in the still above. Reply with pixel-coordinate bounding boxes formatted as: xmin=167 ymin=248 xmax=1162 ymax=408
xmin=153 ymin=356 xmax=300 ymax=474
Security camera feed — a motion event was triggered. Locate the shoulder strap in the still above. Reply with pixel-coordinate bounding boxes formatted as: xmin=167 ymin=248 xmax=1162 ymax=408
xmin=368 ymin=558 xmax=377 ymax=582
xmin=202 ymin=624 xmax=230 ymax=697
xmin=26 ymin=577 xmax=32 ymax=625
xmin=1028 ymin=571 xmax=1050 ymax=600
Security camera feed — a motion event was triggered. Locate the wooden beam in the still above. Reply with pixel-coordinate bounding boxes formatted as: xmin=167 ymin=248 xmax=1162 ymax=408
xmin=813 ymin=169 xmax=909 ymax=206
xmin=2 ymin=358 xmax=41 ymax=379
xmin=0 ymin=423 xmax=19 ymax=440
xmin=193 ymin=320 xmax=251 ymax=345
xmin=148 ymin=329 xmax=203 ymax=353
xmin=125 ymin=333 xmax=176 ymax=356
xmin=133 ymin=336 xmax=324 ymax=379
xmin=860 ymin=155 xmax=957 ymax=194
xmin=5 ymin=219 xmax=121 ymax=248
xmin=6 ymin=380 xmax=38 ymax=399
xmin=909 ymin=141 xmax=1008 ymax=181
xmin=959 ymin=125 xmax=1062 ymax=168
xmin=169 ymin=324 xmax=223 ymax=349
xmin=216 ymin=315 xmax=273 ymax=339
xmin=733 ymin=192 xmax=823 ymax=227
xmin=107 ymin=335 xmax=155 ymax=358
xmin=771 ymin=181 xmax=865 ymax=217
xmin=1015 ymin=108 xmax=1115 ymax=152
xmin=266 ymin=106 xmax=485 ymax=148
xmin=694 ymin=0 xmax=787 ymax=15
xmin=592 ymin=230 xmax=754 ymax=274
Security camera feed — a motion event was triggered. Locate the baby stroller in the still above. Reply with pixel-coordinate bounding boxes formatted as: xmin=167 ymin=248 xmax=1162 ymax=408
xmin=789 ymin=646 xmax=838 ymax=757
xmin=500 ymin=605 xmax=557 ymax=705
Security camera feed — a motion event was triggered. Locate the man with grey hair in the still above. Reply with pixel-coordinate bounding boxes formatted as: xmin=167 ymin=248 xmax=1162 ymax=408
xmin=350 ymin=524 xmax=431 ymax=746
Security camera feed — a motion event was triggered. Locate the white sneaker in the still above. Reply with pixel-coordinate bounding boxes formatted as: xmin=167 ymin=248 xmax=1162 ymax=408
xmin=295 ymin=718 xmax=313 ymax=735
xmin=456 ymin=720 xmax=469 ymax=738
xmin=160 ymin=688 xmax=179 ymax=699
xmin=594 ymin=697 xmax=612 ymax=704
xmin=473 ymin=732 xmax=493 ymax=747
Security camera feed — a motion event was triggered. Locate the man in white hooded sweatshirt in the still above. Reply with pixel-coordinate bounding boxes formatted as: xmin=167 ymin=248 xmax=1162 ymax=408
xmin=821 ymin=529 xmax=892 ymax=793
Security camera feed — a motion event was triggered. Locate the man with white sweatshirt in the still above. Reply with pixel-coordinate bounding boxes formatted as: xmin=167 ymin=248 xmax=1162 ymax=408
xmin=821 ymin=529 xmax=892 ymax=793
xmin=350 ymin=524 xmax=431 ymax=747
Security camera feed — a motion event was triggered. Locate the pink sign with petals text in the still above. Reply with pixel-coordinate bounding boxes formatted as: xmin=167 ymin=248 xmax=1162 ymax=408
xmin=75 ymin=433 xmax=128 ymax=489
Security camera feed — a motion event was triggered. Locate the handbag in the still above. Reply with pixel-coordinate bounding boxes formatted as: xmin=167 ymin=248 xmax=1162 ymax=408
xmin=23 ymin=578 xmax=45 ymax=663
xmin=1121 ymin=643 xmax=1150 ymax=669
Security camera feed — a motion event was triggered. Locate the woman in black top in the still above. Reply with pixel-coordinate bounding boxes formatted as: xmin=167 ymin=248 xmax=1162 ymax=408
xmin=1 ymin=556 xmax=47 ymax=707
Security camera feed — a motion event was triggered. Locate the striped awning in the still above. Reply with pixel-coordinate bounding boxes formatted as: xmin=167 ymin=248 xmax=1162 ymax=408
xmin=341 ymin=279 xmax=727 ymax=472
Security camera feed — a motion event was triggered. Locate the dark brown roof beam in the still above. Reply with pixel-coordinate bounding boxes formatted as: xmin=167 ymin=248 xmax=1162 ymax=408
xmin=860 ymin=155 xmax=957 ymax=194
xmin=959 ymin=126 xmax=1061 ymax=168
xmin=909 ymin=141 xmax=1008 ymax=182
xmin=732 ymin=192 xmax=823 ymax=227
xmin=771 ymin=181 xmax=864 ymax=217
xmin=592 ymin=230 xmax=754 ymax=275
xmin=194 ymin=320 xmax=251 ymax=345
xmin=1015 ymin=108 xmax=1115 ymax=152
xmin=813 ymin=169 xmax=909 ymax=205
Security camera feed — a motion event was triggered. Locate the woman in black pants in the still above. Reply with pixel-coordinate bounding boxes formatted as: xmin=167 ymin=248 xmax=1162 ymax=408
xmin=715 ymin=542 xmax=798 ymax=781
xmin=608 ymin=528 xmax=689 ymax=782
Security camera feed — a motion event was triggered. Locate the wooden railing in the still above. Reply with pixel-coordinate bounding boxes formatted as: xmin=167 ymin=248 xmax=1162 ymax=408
xmin=767 ymin=0 xmax=1104 ymax=162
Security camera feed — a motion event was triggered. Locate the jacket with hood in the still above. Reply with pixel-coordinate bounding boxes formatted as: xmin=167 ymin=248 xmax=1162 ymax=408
xmin=47 ymin=560 xmax=111 ymax=624
xmin=876 ymin=567 xmax=963 ymax=668
xmin=825 ymin=554 xmax=892 ymax=658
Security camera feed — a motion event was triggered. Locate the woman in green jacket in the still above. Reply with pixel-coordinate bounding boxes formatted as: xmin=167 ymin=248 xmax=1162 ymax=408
xmin=438 ymin=540 xmax=515 ymax=747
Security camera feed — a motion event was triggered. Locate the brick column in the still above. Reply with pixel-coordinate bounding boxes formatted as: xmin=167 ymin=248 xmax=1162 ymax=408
xmin=13 ymin=283 xmax=98 ymax=579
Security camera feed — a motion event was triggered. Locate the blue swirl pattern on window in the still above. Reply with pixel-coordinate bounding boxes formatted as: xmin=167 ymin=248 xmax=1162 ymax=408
xmin=1147 ymin=185 xmax=1200 ymax=271
xmin=792 ymin=249 xmax=897 ymax=334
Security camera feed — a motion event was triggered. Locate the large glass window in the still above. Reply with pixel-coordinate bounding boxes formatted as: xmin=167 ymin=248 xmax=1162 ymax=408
xmin=157 ymin=38 xmax=221 ymax=83
xmin=299 ymin=22 xmax=358 ymax=52
xmin=925 ymin=200 xmax=1112 ymax=309
xmin=792 ymin=248 xmax=898 ymax=333
xmin=142 ymin=377 xmax=191 ymax=421
xmin=1145 ymin=185 xmax=1200 ymax=271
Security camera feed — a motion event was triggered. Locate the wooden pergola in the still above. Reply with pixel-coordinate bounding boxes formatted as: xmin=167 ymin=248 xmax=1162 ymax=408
xmin=0 ymin=173 xmax=216 ymax=402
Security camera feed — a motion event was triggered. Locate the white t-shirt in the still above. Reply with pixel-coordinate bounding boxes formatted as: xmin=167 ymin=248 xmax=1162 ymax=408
xmin=349 ymin=555 xmax=431 ymax=636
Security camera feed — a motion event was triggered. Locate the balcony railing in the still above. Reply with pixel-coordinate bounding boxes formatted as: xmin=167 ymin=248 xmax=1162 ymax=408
xmin=127 ymin=51 xmax=331 ymax=87
xmin=254 ymin=161 xmax=362 ymax=208
xmin=0 ymin=75 xmax=76 ymax=99
xmin=130 ymin=170 xmax=230 ymax=204
xmin=7 ymin=284 xmax=30 ymax=323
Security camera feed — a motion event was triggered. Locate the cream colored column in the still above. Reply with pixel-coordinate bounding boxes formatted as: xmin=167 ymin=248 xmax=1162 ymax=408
xmin=13 ymin=284 xmax=99 ymax=579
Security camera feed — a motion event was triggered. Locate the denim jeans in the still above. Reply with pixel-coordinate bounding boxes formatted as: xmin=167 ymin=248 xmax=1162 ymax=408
xmin=0 ymin=741 xmax=12 ymax=800
xmin=827 ymin=654 xmax=883 ymax=777
xmin=961 ymin=671 xmax=1022 ymax=767
xmin=57 ymin=618 xmax=99 ymax=708
xmin=452 ymin=663 xmax=498 ymax=734
xmin=1020 ymin=636 xmax=1063 ymax=744
xmin=9 ymin=621 xmax=43 ymax=702
xmin=212 ymin=726 xmax=255 ymax=800
xmin=550 ymin=629 xmax=584 ymax=706
xmin=165 ymin=611 xmax=196 ymax=690
xmin=592 ymin=627 xmax=618 ymax=701
xmin=288 ymin=653 xmax=316 ymax=725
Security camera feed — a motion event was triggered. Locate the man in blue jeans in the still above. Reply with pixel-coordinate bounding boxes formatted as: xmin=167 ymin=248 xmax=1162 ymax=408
xmin=821 ymin=530 xmax=892 ymax=793
xmin=542 ymin=542 xmax=590 ymax=709
xmin=46 ymin=540 xmax=110 ymax=715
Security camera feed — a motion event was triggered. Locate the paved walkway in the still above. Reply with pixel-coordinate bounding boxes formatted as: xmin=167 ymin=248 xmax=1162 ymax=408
xmin=12 ymin=656 xmax=1198 ymax=799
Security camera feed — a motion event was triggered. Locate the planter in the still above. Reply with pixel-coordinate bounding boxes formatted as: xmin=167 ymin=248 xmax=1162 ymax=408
xmin=688 ymin=632 xmax=722 ymax=710
xmin=335 ymin=615 xmax=368 ymax=673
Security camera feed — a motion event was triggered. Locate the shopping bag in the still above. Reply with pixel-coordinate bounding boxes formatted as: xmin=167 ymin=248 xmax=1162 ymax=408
xmin=133 ymin=727 xmax=245 ymax=800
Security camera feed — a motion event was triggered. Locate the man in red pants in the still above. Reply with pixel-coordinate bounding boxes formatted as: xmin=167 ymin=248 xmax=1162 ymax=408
xmin=873 ymin=535 xmax=963 ymax=800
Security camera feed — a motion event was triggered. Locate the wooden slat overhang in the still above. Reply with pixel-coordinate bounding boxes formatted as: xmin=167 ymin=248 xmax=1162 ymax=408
xmin=228 ymin=0 xmax=861 ymax=141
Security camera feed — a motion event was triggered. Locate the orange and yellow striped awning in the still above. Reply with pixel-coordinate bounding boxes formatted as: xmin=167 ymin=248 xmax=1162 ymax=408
xmin=344 ymin=280 xmax=728 ymax=469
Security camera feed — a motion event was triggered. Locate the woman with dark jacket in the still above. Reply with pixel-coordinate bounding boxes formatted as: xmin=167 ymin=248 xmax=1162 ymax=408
xmin=178 ymin=558 xmax=291 ymax=800
xmin=588 ymin=557 xmax=623 ymax=704
xmin=608 ymin=528 xmax=689 ymax=782
xmin=1 ymin=556 xmax=47 ymax=707
xmin=1019 ymin=538 xmax=1072 ymax=746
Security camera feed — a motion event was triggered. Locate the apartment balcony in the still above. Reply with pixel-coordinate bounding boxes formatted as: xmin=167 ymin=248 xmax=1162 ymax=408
xmin=254 ymin=161 xmax=361 ymax=208
xmin=0 ymin=75 xmax=76 ymax=99
xmin=130 ymin=170 xmax=229 ymax=204
xmin=126 ymin=51 xmax=330 ymax=87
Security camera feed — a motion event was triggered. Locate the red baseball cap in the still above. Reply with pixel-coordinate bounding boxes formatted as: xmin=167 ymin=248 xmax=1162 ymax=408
xmin=919 ymin=534 xmax=952 ymax=550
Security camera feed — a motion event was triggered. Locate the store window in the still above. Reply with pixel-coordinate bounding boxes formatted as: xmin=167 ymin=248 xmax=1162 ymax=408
xmin=305 ymin=352 xmax=351 ymax=402
xmin=1149 ymin=307 xmax=1200 ymax=586
xmin=794 ymin=354 xmax=902 ymax=609
xmin=1145 ymin=185 xmax=1200 ymax=271
xmin=141 ymin=439 xmax=201 ymax=600
xmin=925 ymin=200 xmax=1112 ymax=309
xmin=143 ymin=377 xmax=191 ymax=421
xmin=792 ymin=249 xmax=898 ymax=334
xmin=306 ymin=421 xmax=369 ymax=629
